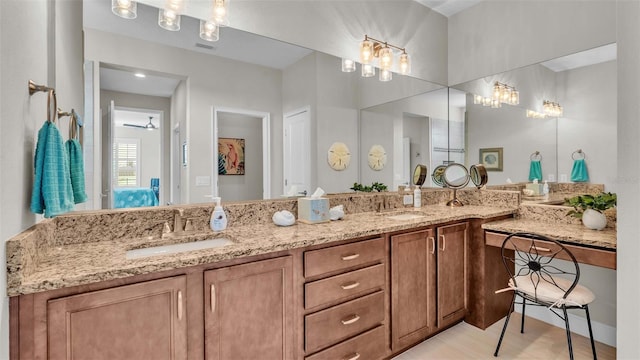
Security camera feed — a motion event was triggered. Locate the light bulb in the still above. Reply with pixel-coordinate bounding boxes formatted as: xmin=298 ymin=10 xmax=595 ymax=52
xmin=213 ymin=0 xmax=229 ymax=27
xmin=200 ymin=20 xmax=219 ymax=42
xmin=399 ymin=52 xmax=410 ymax=75
xmin=112 ymin=0 xmax=137 ymax=19
xmin=361 ymin=64 xmax=375 ymax=77
xmin=159 ymin=9 xmax=181 ymax=31
xmin=360 ymin=39 xmax=373 ymax=65
xmin=379 ymin=47 xmax=393 ymax=70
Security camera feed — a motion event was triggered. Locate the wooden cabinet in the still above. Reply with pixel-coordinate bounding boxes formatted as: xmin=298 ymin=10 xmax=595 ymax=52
xmin=303 ymin=237 xmax=387 ymax=359
xmin=436 ymin=222 xmax=468 ymax=328
xmin=47 ymin=276 xmax=188 ymax=360
xmin=390 ymin=229 xmax=437 ymax=351
xmin=204 ymin=256 xmax=294 ymax=360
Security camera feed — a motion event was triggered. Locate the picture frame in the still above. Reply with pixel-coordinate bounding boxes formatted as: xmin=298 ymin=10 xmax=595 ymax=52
xmin=218 ymin=138 xmax=245 ymax=175
xmin=479 ymin=147 xmax=503 ymax=171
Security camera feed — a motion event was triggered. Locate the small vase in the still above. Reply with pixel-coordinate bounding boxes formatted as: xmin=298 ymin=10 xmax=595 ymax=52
xmin=582 ymin=209 xmax=607 ymax=230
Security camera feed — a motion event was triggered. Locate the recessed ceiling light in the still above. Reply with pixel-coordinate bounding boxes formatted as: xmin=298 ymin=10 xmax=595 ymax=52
xmin=134 ymin=72 xmax=146 ymax=78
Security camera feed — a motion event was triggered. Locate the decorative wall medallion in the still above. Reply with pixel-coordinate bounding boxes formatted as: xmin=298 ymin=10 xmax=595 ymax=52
xmin=327 ymin=142 xmax=351 ymax=171
xmin=368 ymin=145 xmax=387 ymax=171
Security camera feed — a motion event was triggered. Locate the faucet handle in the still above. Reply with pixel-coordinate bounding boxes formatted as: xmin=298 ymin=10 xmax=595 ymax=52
xmin=162 ymin=221 xmax=171 ymax=234
xmin=184 ymin=219 xmax=195 ymax=232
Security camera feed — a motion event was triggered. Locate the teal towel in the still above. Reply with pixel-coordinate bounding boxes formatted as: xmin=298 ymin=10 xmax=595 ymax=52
xmin=66 ymin=138 xmax=87 ymax=204
xmin=528 ymin=160 xmax=542 ymax=181
xmin=571 ymin=158 xmax=590 ymax=182
xmin=31 ymin=122 xmax=74 ymax=218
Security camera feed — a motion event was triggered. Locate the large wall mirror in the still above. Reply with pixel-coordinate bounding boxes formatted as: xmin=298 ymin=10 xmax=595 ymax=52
xmin=449 ymin=43 xmax=617 ymax=192
xmin=83 ymin=0 xmax=447 ymax=208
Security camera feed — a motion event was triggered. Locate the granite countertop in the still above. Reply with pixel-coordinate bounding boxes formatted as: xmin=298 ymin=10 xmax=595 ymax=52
xmin=482 ymin=218 xmax=617 ymax=249
xmin=8 ymin=205 xmax=515 ymax=296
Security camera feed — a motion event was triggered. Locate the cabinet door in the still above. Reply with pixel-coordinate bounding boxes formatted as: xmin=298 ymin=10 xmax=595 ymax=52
xmin=205 ymin=256 xmax=293 ymax=360
xmin=437 ymin=222 xmax=468 ymax=327
xmin=390 ymin=229 xmax=436 ymax=351
xmin=47 ymin=276 xmax=187 ymax=360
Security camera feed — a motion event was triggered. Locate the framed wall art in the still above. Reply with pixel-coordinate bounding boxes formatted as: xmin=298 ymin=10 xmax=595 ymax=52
xmin=218 ymin=138 xmax=245 ymax=175
xmin=479 ymin=147 xmax=503 ymax=171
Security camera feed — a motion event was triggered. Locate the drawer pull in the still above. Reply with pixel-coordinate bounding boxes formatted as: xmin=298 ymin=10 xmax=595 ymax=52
xmin=429 ymin=236 xmax=435 ymax=254
xmin=341 ymin=281 xmax=361 ymax=290
xmin=343 ymin=352 xmax=361 ymax=360
xmin=341 ymin=314 xmax=361 ymax=325
xmin=341 ymin=253 xmax=360 ymax=261
xmin=532 ymin=245 xmax=551 ymax=252
xmin=210 ymin=284 xmax=216 ymax=312
xmin=439 ymin=235 xmax=446 ymax=251
xmin=177 ymin=290 xmax=183 ymax=320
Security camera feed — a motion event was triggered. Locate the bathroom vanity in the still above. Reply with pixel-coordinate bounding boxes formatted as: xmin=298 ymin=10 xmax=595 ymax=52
xmin=6 ymin=190 xmax=616 ymax=360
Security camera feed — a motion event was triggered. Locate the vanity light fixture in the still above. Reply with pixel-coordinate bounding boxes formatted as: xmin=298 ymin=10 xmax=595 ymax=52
xmin=158 ymin=0 xmax=184 ymax=31
xmin=134 ymin=72 xmax=146 ymax=78
xmin=526 ymin=109 xmax=547 ymax=119
xmin=361 ymin=63 xmax=376 ymax=77
xmin=493 ymin=81 xmax=519 ymax=105
xmin=543 ymin=100 xmax=563 ymax=117
xmin=112 ymin=0 xmax=137 ymax=19
xmin=213 ymin=0 xmax=230 ymax=27
xmin=379 ymin=68 xmax=392 ymax=82
xmin=341 ymin=58 xmax=356 ymax=72
xmin=358 ymin=35 xmax=411 ymax=75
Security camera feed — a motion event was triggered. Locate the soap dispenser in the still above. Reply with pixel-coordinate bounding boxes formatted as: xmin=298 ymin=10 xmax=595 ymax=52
xmin=210 ymin=197 xmax=227 ymax=231
xmin=413 ymin=186 xmax=422 ymax=208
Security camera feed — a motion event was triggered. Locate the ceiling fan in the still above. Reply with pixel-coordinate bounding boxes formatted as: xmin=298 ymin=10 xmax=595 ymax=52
xmin=124 ymin=116 xmax=158 ymax=130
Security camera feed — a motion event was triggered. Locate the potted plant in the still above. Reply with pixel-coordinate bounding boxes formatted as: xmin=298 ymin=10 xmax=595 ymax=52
xmin=565 ymin=192 xmax=617 ymax=230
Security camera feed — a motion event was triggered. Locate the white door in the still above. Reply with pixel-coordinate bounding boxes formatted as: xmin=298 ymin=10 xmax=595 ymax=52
xmin=283 ymin=108 xmax=311 ymax=196
xmin=101 ymin=101 xmax=115 ymax=209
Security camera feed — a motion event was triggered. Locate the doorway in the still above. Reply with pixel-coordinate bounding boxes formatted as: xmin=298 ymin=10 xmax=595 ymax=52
xmin=283 ymin=107 xmax=311 ymax=197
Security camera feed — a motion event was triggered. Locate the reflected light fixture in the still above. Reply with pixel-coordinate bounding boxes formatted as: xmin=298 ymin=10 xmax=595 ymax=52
xmin=213 ymin=0 xmax=230 ymax=27
xmin=526 ymin=109 xmax=547 ymax=119
xmin=543 ymin=100 xmax=563 ymax=117
xmin=134 ymin=72 xmax=146 ymax=78
xmin=341 ymin=58 xmax=356 ymax=72
xmin=399 ymin=52 xmax=411 ymax=75
xmin=200 ymin=20 xmax=219 ymax=41
xmin=379 ymin=69 xmax=392 ymax=82
xmin=158 ymin=0 xmax=184 ymax=31
xmin=493 ymin=81 xmax=519 ymax=105
xmin=361 ymin=64 xmax=376 ymax=77
xmin=112 ymin=0 xmax=137 ymax=19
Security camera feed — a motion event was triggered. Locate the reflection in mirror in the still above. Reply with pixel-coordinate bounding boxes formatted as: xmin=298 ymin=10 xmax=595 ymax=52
xmin=469 ymin=164 xmax=488 ymax=189
xmin=84 ymin=0 xmax=447 ymax=208
xmin=442 ymin=163 xmax=469 ymax=188
xmin=412 ymin=165 xmax=427 ymax=186
xmin=450 ymin=43 xmax=617 ymax=190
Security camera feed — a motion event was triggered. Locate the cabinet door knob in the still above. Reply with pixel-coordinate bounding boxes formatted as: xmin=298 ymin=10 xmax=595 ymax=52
xmin=340 ymin=281 xmax=360 ymax=290
xmin=341 ymin=253 xmax=360 ymax=261
xmin=341 ymin=314 xmax=360 ymax=325
xmin=177 ymin=290 xmax=183 ymax=320
xmin=343 ymin=352 xmax=361 ymax=360
xmin=210 ymin=284 xmax=216 ymax=312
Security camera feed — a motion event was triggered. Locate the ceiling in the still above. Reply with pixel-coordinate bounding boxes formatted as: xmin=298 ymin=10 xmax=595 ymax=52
xmin=541 ymin=43 xmax=617 ymax=72
xmin=114 ymin=109 xmax=162 ymax=128
xmin=414 ymin=0 xmax=484 ymax=17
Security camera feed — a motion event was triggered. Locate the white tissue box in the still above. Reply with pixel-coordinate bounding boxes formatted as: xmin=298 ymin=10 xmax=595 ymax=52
xmin=297 ymin=197 xmax=330 ymax=224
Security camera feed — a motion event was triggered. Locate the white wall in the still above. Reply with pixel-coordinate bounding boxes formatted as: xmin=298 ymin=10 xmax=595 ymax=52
xmin=114 ymin=126 xmax=162 ymax=190
xmin=171 ymin=80 xmax=187 ymax=205
xmin=360 ymin=111 xmax=395 ymax=187
xmin=217 ymin=112 xmax=263 ymax=201
xmin=616 ymin=0 xmax=640 ymax=357
xmin=557 ymin=60 xmax=617 ymax=191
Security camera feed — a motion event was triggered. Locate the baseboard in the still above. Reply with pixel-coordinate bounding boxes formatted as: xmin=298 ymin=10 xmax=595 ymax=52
xmin=515 ymin=306 xmax=616 ymax=347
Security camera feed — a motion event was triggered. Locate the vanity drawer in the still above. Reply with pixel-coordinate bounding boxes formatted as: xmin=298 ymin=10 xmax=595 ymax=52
xmin=305 ymin=264 xmax=385 ymax=309
xmin=305 ymin=325 xmax=386 ymax=360
xmin=305 ymin=291 xmax=384 ymax=353
xmin=485 ymin=231 xmax=616 ymax=269
xmin=304 ymin=238 xmax=385 ymax=278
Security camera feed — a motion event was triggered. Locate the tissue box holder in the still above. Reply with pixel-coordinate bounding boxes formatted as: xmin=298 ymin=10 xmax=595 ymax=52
xmin=525 ymin=183 xmax=544 ymax=195
xmin=297 ymin=197 xmax=330 ymax=224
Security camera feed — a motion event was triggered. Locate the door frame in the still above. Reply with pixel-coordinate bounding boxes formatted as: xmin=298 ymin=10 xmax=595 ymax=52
xmin=211 ymin=106 xmax=271 ymax=199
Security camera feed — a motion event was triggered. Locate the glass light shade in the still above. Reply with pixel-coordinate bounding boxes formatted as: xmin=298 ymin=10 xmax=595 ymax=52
xmin=510 ymin=90 xmax=519 ymax=105
xmin=360 ymin=40 xmax=374 ymax=64
xmin=213 ymin=0 xmax=230 ymax=27
xmin=493 ymin=83 xmax=501 ymax=100
xmin=200 ymin=20 xmax=219 ymax=42
xmin=158 ymin=9 xmax=181 ymax=31
xmin=378 ymin=47 xmax=393 ymax=70
xmin=379 ymin=69 xmax=392 ymax=82
xmin=341 ymin=58 xmax=356 ymax=72
xmin=482 ymin=97 xmax=492 ymax=107
xmin=473 ymin=94 xmax=483 ymax=104
xmin=399 ymin=53 xmax=411 ymax=75
xmin=491 ymin=99 xmax=501 ymax=108
xmin=361 ymin=64 xmax=375 ymax=77
xmin=501 ymin=88 xmax=511 ymax=103
xmin=112 ymin=0 xmax=137 ymax=19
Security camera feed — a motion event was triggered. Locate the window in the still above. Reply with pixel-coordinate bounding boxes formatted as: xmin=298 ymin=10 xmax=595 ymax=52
xmin=113 ymin=138 xmax=140 ymax=187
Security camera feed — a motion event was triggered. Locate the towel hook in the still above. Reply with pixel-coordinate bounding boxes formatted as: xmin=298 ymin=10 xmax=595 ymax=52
xmin=530 ymin=151 xmax=542 ymax=161
xmin=572 ymin=149 xmax=586 ymax=160
xmin=46 ymin=90 xmax=57 ymax=124
xmin=28 ymin=80 xmax=54 ymax=96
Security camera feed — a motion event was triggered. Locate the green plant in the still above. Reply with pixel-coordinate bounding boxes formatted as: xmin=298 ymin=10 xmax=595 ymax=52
xmin=350 ymin=182 xmax=387 ymax=192
xmin=565 ymin=192 xmax=617 ymax=219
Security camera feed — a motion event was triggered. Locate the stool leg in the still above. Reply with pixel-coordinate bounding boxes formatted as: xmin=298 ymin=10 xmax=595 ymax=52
xmin=494 ymin=292 xmax=516 ymax=357
xmin=562 ymin=306 xmax=574 ymax=360
xmin=585 ymin=305 xmax=597 ymax=359
xmin=520 ymin=299 xmax=526 ymax=333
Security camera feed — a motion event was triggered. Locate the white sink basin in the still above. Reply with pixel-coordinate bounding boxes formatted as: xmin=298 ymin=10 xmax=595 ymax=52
xmin=386 ymin=213 xmax=427 ymax=221
xmin=126 ymin=238 xmax=234 ymax=260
